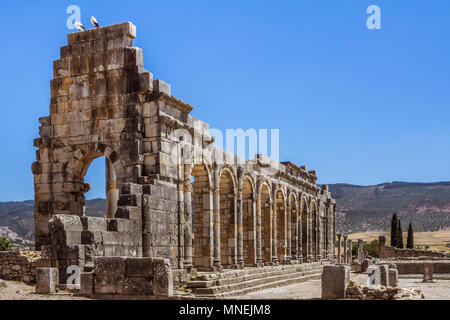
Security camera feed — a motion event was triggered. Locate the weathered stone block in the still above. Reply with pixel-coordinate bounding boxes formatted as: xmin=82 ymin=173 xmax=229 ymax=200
xmin=94 ymin=257 xmax=126 ymax=277
xmin=361 ymin=259 xmax=369 ymax=272
xmin=321 ymin=265 xmax=350 ymax=299
xmin=388 ymin=268 xmax=398 ymax=287
xmin=36 ymin=267 xmax=59 ymax=294
xmin=379 ymin=264 xmax=389 ymax=286
xmin=125 ymin=257 xmax=153 ymax=277
xmin=423 ymin=262 xmax=434 ymax=282
xmin=80 ymin=272 xmax=94 ymax=295
xmin=153 ymin=258 xmax=173 ymax=297
xmin=115 ymin=277 xmax=153 ymax=295
xmin=367 ymin=266 xmax=381 ymax=287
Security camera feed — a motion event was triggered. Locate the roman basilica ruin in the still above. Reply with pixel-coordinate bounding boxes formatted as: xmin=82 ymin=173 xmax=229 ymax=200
xmin=31 ymin=22 xmax=337 ymax=296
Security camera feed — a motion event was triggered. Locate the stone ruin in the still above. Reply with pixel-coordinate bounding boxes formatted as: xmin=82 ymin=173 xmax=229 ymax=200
xmin=31 ymin=22 xmax=337 ymax=297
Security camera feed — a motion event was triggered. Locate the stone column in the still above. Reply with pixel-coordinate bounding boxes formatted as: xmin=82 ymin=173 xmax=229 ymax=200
xmin=213 ymin=168 xmax=221 ymax=269
xmin=333 ymin=204 xmax=337 ymax=260
xmin=343 ymin=235 xmax=348 ymax=264
xmin=271 ymin=192 xmax=278 ymax=265
xmin=286 ymin=205 xmax=291 ymax=263
xmin=297 ymin=213 xmax=303 ymax=262
xmin=317 ymin=210 xmax=322 ymax=260
xmin=337 ymin=234 xmax=342 ymax=264
xmin=307 ymin=215 xmax=313 ymax=262
xmin=183 ymin=181 xmax=193 ymax=269
xmin=256 ymin=185 xmax=263 ymax=266
xmin=358 ymin=239 xmax=363 ymax=262
xmin=105 ymin=157 xmax=118 ymax=218
xmin=236 ymin=168 xmax=244 ymax=268
xmin=348 ymin=239 xmax=352 ymax=263
xmin=291 ymin=209 xmax=298 ymax=260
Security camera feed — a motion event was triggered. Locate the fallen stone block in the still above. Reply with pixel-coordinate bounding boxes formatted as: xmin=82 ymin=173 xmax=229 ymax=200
xmin=0 ymin=279 xmax=7 ymax=289
xmin=321 ymin=264 xmax=350 ymax=299
xmin=36 ymin=267 xmax=59 ymax=294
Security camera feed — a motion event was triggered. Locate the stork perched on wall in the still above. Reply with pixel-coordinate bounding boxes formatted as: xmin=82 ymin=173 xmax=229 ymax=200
xmin=75 ymin=21 xmax=85 ymax=31
xmin=91 ymin=16 xmax=99 ymax=28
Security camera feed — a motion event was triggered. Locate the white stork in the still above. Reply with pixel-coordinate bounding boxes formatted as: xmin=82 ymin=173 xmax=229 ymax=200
xmin=91 ymin=16 xmax=99 ymax=28
xmin=75 ymin=21 xmax=85 ymax=31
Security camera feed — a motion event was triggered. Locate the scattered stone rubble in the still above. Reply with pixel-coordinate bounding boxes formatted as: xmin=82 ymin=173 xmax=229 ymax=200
xmin=345 ymin=281 xmax=424 ymax=300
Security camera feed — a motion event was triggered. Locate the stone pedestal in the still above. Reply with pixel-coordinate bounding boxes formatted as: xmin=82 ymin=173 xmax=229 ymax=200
xmin=321 ymin=265 xmax=350 ymax=299
xmin=423 ymin=263 xmax=434 ymax=283
xmin=36 ymin=267 xmax=59 ymax=294
xmin=388 ymin=268 xmax=398 ymax=287
xmin=367 ymin=266 xmax=381 ymax=287
xmin=379 ymin=264 xmax=389 ymax=286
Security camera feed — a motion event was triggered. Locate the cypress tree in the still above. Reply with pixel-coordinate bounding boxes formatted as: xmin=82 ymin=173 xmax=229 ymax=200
xmin=397 ymin=220 xmax=404 ymax=249
xmin=391 ymin=213 xmax=398 ymax=247
xmin=407 ymin=222 xmax=414 ymax=249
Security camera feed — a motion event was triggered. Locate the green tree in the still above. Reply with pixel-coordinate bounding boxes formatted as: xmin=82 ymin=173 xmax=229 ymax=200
xmin=397 ymin=220 xmax=404 ymax=249
xmin=0 ymin=237 xmax=13 ymax=251
xmin=406 ymin=222 xmax=414 ymax=249
xmin=391 ymin=213 xmax=399 ymax=247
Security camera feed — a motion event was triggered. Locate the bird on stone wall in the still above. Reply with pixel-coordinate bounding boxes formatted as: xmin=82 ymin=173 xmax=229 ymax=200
xmin=91 ymin=16 xmax=99 ymax=28
xmin=75 ymin=21 xmax=85 ymax=31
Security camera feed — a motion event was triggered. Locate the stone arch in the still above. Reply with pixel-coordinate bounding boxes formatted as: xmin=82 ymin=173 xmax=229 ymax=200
xmin=219 ymin=167 xmax=237 ymax=267
xmin=259 ymin=180 xmax=272 ymax=264
xmin=190 ymin=163 xmax=213 ymax=270
xmin=242 ymin=175 xmax=256 ymax=266
xmin=275 ymin=188 xmax=287 ymax=263
xmin=62 ymin=144 xmax=128 ymax=218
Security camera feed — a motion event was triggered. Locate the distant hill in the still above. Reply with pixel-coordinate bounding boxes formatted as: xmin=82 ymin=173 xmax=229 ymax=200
xmin=330 ymin=181 xmax=450 ymax=234
xmin=0 ymin=199 xmax=105 ymax=240
xmin=2 ymin=181 xmax=450 ymax=241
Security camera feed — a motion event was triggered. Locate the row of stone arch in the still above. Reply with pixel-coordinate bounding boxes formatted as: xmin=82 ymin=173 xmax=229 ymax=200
xmin=183 ymin=163 xmax=335 ymax=270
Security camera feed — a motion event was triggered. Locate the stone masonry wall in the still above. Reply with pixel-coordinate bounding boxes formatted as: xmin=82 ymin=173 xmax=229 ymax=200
xmin=379 ymin=236 xmax=445 ymax=259
xmin=0 ymin=251 xmax=42 ymax=284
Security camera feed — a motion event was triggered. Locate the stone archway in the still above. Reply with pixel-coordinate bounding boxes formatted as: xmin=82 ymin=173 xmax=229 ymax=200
xmin=242 ymin=176 xmax=255 ymax=266
xmin=190 ymin=164 xmax=213 ymax=270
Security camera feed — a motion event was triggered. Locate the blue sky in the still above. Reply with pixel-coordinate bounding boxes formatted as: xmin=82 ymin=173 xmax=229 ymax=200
xmin=0 ymin=0 xmax=449 ymax=201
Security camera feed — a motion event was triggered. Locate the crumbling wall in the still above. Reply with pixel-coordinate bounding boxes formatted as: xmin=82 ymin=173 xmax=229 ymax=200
xmin=395 ymin=261 xmax=450 ymax=274
xmin=0 ymin=251 xmax=43 ymax=284
xmin=378 ymin=236 xmax=445 ymax=259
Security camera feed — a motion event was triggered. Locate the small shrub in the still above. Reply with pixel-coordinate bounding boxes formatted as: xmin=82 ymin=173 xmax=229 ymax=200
xmin=0 ymin=237 xmax=13 ymax=251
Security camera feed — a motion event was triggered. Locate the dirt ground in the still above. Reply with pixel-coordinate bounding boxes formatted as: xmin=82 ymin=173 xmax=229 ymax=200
xmin=1 ymin=276 xmax=449 ymax=300
xmin=0 ymin=281 xmax=89 ymax=300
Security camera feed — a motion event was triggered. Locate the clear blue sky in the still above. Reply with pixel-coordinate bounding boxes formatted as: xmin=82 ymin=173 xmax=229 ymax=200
xmin=0 ymin=0 xmax=449 ymax=201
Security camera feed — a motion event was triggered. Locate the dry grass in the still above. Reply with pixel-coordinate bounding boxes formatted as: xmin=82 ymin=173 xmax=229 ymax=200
xmin=348 ymin=230 xmax=450 ymax=254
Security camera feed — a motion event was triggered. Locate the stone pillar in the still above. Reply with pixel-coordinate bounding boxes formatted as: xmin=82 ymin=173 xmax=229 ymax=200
xmin=271 ymin=192 xmax=278 ymax=265
xmin=333 ymin=204 xmax=337 ymax=260
xmin=286 ymin=205 xmax=292 ymax=263
xmin=256 ymin=185 xmax=263 ymax=266
xmin=337 ymin=234 xmax=342 ymax=264
xmin=357 ymin=239 xmax=363 ymax=262
xmin=321 ymin=265 xmax=350 ymax=299
xmin=348 ymin=239 xmax=352 ymax=263
xmin=213 ymin=169 xmax=221 ymax=270
xmin=307 ymin=215 xmax=313 ymax=261
xmin=105 ymin=157 xmax=118 ymax=218
xmin=317 ymin=208 xmax=322 ymax=260
xmin=423 ymin=263 xmax=434 ymax=283
xmin=343 ymin=235 xmax=348 ymax=264
xmin=291 ymin=209 xmax=298 ymax=260
xmin=297 ymin=212 xmax=303 ymax=262
xmin=183 ymin=178 xmax=193 ymax=269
